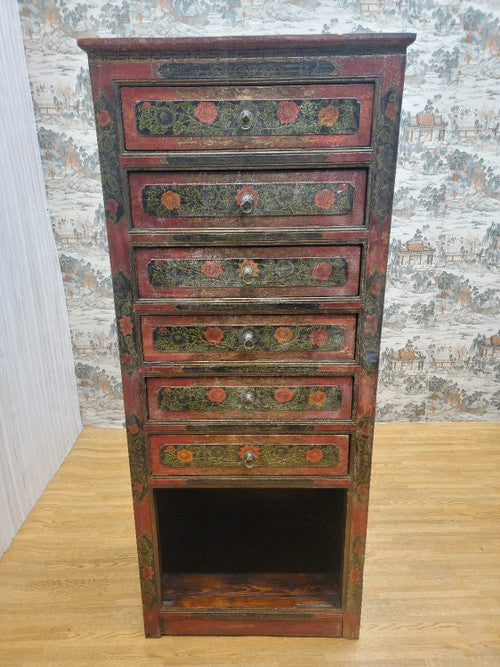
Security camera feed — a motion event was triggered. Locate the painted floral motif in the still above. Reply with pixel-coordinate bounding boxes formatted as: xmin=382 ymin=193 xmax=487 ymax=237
xmin=203 ymin=327 xmax=224 ymax=344
xmin=305 ymin=448 xmax=324 ymax=463
xmin=274 ymin=387 xmax=295 ymax=403
xmin=318 ymin=105 xmax=340 ymax=127
xmin=147 ymin=257 xmax=348 ymax=288
xmin=136 ymin=534 xmax=157 ymax=609
xmin=238 ymin=444 xmax=261 ymax=460
xmin=94 ymin=93 xmax=124 ymax=228
xmin=160 ymin=190 xmax=181 ymax=210
xmin=113 ymin=272 xmax=137 ymax=376
xmin=314 ymin=188 xmax=336 ymax=210
xmin=277 ymin=100 xmax=301 ymax=124
xmin=157 ymin=384 xmax=342 ymax=412
xmin=142 ymin=182 xmax=354 ymax=218
xmin=135 ymin=98 xmax=360 ymax=137
xmin=159 ymin=442 xmax=340 ymax=468
xmin=152 ymin=324 xmax=345 ymax=353
xmin=193 ymin=101 xmax=218 ymax=124
xmin=176 ymin=448 xmax=193 ymax=463
xmin=235 ymin=185 xmax=259 ymax=207
xmin=201 ymin=260 xmax=223 ymax=278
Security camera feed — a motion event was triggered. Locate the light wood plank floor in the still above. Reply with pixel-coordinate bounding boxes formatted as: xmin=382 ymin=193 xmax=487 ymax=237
xmin=0 ymin=423 xmax=499 ymax=665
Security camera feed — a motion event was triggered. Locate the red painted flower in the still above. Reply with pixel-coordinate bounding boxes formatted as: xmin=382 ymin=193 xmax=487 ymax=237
xmin=309 ymin=328 xmax=329 ymax=347
xmin=308 ymin=390 xmax=327 ymax=407
xmin=318 ymin=106 xmax=339 ymax=127
xmin=119 ymin=316 xmax=133 ymax=336
xmin=274 ymin=327 xmax=293 ymax=343
xmin=311 ymin=262 xmax=333 ymax=281
xmin=160 ymin=190 xmax=181 ymax=210
xmin=121 ymin=352 xmax=133 ymax=366
xmin=142 ymin=593 xmax=154 ymax=606
xmin=142 ymin=102 xmax=151 ymax=109
xmin=96 ymin=110 xmax=111 ymax=126
xmin=350 ymin=568 xmax=362 ymax=584
xmin=128 ymin=423 xmax=139 ymax=435
xmin=385 ymin=102 xmax=400 ymax=121
xmin=206 ymin=387 xmax=227 ymax=403
xmin=337 ymin=183 xmax=348 ymax=191
xmin=141 ymin=565 xmax=154 ymax=581
xmin=274 ymin=387 xmax=294 ymax=403
xmin=238 ymin=444 xmax=261 ymax=460
xmin=235 ymin=185 xmax=259 ymax=207
xmin=204 ymin=327 xmax=224 ymax=345
xmin=306 ymin=448 xmax=324 ymax=463
xmin=353 ymin=541 xmax=365 ymax=556
xmin=277 ymin=100 xmax=300 ymax=124
xmin=177 ymin=448 xmax=193 ymax=463
xmin=357 ymin=484 xmax=368 ymax=496
xmin=314 ymin=188 xmax=336 ymax=210
xmin=194 ymin=101 xmax=218 ymax=124
xmin=132 ymin=481 xmax=143 ymax=493
xmin=166 ymin=445 xmax=175 ymax=451
xmin=201 ymin=260 xmax=223 ymax=278
xmin=104 ymin=198 xmax=119 ymax=215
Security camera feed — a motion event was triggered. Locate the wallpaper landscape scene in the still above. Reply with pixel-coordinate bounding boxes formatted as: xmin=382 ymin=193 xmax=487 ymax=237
xmin=19 ymin=0 xmax=499 ymax=425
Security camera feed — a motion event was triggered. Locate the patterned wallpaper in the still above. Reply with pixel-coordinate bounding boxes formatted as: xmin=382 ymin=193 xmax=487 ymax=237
xmin=18 ymin=0 xmax=499 ymax=425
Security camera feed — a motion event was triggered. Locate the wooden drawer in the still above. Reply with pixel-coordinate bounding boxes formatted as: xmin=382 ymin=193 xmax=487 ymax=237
xmin=146 ymin=376 xmax=353 ymax=422
xmin=141 ymin=314 xmax=356 ymax=363
xmin=121 ymin=83 xmax=374 ymax=150
xmin=135 ymin=246 xmax=361 ymax=299
xmin=129 ymin=170 xmax=367 ymax=229
xmin=149 ymin=434 xmax=349 ymax=476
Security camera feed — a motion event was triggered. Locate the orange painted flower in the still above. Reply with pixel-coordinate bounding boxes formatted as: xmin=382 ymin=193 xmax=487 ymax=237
xmin=166 ymin=445 xmax=175 ymax=451
xmin=306 ymin=448 xmax=324 ymax=463
xmin=385 ymin=102 xmax=399 ymax=121
xmin=235 ymin=185 xmax=259 ymax=207
xmin=314 ymin=188 xmax=336 ymax=210
xmin=237 ymin=258 xmax=259 ymax=278
xmin=201 ymin=260 xmax=222 ymax=278
xmin=353 ymin=541 xmax=365 ymax=556
xmin=119 ymin=316 xmax=133 ymax=336
xmin=132 ymin=481 xmax=143 ymax=493
xmin=96 ymin=110 xmax=111 ymax=126
xmin=311 ymin=262 xmax=333 ymax=281
xmin=238 ymin=444 xmax=261 ymax=460
xmin=127 ymin=422 xmax=139 ymax=435
xmin=160 ymin=190 xmax=181 ymax=210
xmin=206 ymin=387 xmax=227 ymax=403
xmin=194 ymin=101 xmax=218 ymax=124
xmin=142 ymin=102 xmax=152 ymax=109
xmin=121 ymin=352 xmax=133 ymax=366
xmin=277 ymin=100 xmax=300 ymax=124
xmin=204 ymin=327 xmax=224 ymax=344
xmin=350 ymin=568 xmax=362 ymax=584
xmin=308 ymin=390 xmax=327 ymax=407
xmin=274 ymin=387 xmax=294 ymax=403
xmin=105 ymin=198 xmax=119 ymax=215
xmin=318 ymin=105 xmax=339 ymax=127
xmin=309 ymin=328 xmax=329 ymax=347
xmin=357 ymin=484 xmax=368 ymax=496
xmin=141 ymin=565 xmax=154 ymax=580
xmin=177 ymin=448 xmax=193 ymax=463
xmin=274 ymin=327 xmax=293 ymax=343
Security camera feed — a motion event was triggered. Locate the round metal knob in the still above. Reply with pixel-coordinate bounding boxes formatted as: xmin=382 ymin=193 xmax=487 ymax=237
xmin=239 ymin=109 xmax=253 ymax=130
xmin=243 ymin=330 xmax=255 ymax=350
xmin=241 ymin=265 xmax=254 ymax=284
xmin=244 ymin=391 xmax=255 ymax=406
xmin=243 ymin=451 xmax=255 ymax=468
xmin=240 ymin=194 xmax=254 ymax=214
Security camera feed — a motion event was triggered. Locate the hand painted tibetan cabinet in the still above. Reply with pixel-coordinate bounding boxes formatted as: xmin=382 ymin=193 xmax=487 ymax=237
xmin=79 ymin=33 xmax=415 ymax=638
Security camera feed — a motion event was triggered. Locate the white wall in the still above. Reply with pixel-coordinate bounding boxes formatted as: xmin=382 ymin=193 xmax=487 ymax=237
xmin=0 ymin=0 xmax=82 ymax=556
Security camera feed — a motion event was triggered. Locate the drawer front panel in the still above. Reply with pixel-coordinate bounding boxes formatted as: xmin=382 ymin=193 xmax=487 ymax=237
xmin=150 ymin=434 xmax=349 ymax=476
xmin=121 ymin=84 xmax=374 ymax=150
xmin=141 ymin=315 xmax=356 ymax=363
xmin=146 ymin=377 xmax=353 ymax=421
xmin=135 ymin=246 xmax=361 ymax=299
xmin=129 ymin=170 xmax=366 ymax=229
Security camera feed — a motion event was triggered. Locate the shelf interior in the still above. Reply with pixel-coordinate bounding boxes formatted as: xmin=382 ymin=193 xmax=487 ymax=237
xmin=155 ymin=488 xmax=345 ymax=612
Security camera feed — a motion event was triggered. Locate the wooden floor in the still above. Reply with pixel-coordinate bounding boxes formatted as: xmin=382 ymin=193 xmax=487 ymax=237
xmin=0 ymin=423 xmax=499 ymax=665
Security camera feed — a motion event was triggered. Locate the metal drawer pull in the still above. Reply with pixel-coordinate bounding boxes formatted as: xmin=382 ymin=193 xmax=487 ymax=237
xmin=240 ymin=193 xmax=254 ymax=214
xmin=239 ymin=109 xmax=253 ymax=130
xmin=241 ymin=265 xmax=255 ymax=284
xmin=243 ymin=330 xmax=255 ymax=350
xmin=243 ymin=451 xmax=256 ymax=468
xmin=244 ymin=391 xmax=255 ymax=406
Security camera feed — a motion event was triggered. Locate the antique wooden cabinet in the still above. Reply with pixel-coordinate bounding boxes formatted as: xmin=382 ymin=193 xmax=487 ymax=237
xmin=79 ymin=33 xmax=415 ymax=638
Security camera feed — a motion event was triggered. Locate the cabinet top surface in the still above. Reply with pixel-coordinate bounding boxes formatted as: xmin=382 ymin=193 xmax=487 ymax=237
xmin=78 ymin=33 xmax=416 ymax=57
